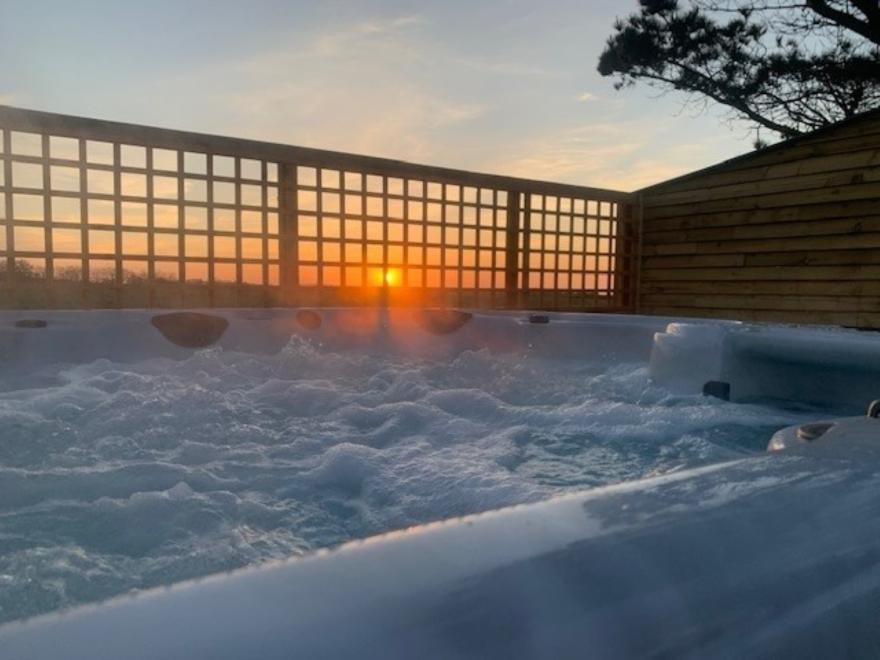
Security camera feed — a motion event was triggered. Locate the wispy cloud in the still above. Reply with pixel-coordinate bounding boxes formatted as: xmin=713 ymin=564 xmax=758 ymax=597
xmin=313 ymin=14 xmax=425 ymax=56
xmin=93 ymin=7 xmax=749 ymax=191
xmin=357 ymin=15 xmax=424 ymax=35
xmin=482 ymin=119 xmax=734 ymax=191
xmin=451 ymin=55 xmax=559 ymax=79
xmin=4 ymin=2 xmax=756 ymax=195
xmin=135 ymin=14 xmax=487 ymax=162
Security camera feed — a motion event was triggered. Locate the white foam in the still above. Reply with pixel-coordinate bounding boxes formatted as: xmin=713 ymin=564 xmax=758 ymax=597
xmin=0 ymin=338 xmax=828 ymax=624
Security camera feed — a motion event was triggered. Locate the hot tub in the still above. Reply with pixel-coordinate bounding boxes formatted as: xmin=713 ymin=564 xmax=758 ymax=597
xmin=1 ymin=309 xmax=878 ymax=658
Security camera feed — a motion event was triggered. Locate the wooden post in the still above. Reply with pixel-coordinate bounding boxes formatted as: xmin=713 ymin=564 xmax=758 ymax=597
xmin=520 ymin=193 xmax=532 ymax=309
xmin=633 ymin=193 xmax=643 ymax=314
xmin=503 ymin=189 xmax=520 ymax=308
xmin=2 ymin=129 xmax=13 ymax=300
xmin=613 ymin=201 xmax=638 ymax=311
xmin=278 ymin=162 xmax=298 ymax=306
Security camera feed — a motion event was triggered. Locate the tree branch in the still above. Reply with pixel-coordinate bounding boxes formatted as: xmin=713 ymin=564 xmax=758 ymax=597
xmin=597 ymin=0 xmax=880 ymax=141
xmin=805 ymin=0 xmax=880 ymax=45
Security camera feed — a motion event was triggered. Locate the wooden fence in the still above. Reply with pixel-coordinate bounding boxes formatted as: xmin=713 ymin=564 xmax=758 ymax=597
xmin=638 ymin=108 xmax=880 ymax=330
xmin=0 ymin=105 xmax=638 ymax=312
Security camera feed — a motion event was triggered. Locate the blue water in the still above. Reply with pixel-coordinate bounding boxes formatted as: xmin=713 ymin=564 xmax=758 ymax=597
xmin=0 ymin=338 xmax=822 ymax=624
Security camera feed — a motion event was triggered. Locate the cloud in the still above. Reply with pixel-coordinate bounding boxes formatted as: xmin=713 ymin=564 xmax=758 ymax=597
xmin=96 ymin=9 xmax=748 ymax=193
xmin=480 ymin=119 xmax=740 ymax=191
xmin=164 ymin=13 xmax=492 ymax=162
xmin=122 ymin=15 xmax=486 ymax=164
xmin=357 ymin=15 xmax=423 ymax=35
xmin=452 ymin=55 xmax=559 ymax=79
xmin=312 ymin=14 xmax=425 ymax=57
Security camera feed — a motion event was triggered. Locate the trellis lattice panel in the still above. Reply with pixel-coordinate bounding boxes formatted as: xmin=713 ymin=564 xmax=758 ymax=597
xmin=0 ymin=106 xmax=638 ymax=311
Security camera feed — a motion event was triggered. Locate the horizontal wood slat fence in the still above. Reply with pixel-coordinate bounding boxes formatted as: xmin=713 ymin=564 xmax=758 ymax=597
xmin=0 ymin=106 xmax=637 ymax=312
xmin=638 ymin=108 xmax=880 ymax=330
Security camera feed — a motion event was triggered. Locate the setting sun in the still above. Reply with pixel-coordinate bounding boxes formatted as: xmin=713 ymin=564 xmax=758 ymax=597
xmin=372 ymin=267 xmax=400 ymax=286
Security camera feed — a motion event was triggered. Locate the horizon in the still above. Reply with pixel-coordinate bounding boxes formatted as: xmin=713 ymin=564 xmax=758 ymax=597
xmin=0 ymin=0 xmax=758 ymax=192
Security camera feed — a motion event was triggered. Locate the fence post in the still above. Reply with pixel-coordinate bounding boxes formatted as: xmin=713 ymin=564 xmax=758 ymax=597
xmin=613 ymin=199 xmax=639 ymax=311
xmin=2 ymin=128 xmax=13 ymax=306
xmin=504 ymin=190 xmax=521 ymax=308
xmin=520 ymin=193 xmax=532 ymax=309
xmin=278 ymin=162 xmax=298 ymax=306
xmin=633 ymin=193 xmax=644 ymax=313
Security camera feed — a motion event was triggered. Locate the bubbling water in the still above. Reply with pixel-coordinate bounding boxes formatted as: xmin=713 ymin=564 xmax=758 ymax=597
xmin=0 ymin=337 xmax=820 ymax=623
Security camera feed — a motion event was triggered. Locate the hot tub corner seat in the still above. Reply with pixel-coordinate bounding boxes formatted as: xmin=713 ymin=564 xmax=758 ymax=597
xmin=650 ymin=321 xmax=880 ymax=409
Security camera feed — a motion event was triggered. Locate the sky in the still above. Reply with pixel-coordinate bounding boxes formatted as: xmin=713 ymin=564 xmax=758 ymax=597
xmin=0 ymin=0 xmax=757 ymax=192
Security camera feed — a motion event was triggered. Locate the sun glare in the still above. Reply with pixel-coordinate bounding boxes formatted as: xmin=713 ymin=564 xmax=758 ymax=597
xmin=369 ymin=267 xmax=401 ymax=287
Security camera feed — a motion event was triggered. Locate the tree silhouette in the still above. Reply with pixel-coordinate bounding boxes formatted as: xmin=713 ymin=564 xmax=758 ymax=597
xmin=598 ymin=1 xmax=880 ymax=142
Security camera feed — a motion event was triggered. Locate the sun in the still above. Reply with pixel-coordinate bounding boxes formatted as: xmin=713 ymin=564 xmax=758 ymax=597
xmin=371 ymin=268 xmax=401 ymax=287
